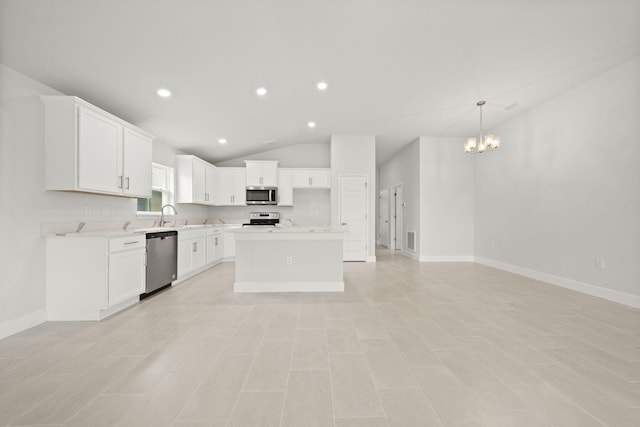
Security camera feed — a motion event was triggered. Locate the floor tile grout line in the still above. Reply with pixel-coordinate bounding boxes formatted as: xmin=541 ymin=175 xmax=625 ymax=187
xmin=277 ymin=305 xmax=300 ymax=427
xmin=224 ymin=304 xmax=269 ymax=427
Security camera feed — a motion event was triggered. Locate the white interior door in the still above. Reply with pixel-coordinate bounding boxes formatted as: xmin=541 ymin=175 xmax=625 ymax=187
xmin=390 ymin=184 xmax=403 ymax=250
xmin=379 ymin=189 xmax=389 ymax=247
xmin=340 ymin=175 xmax=368 ymax=261
xmin=395 ymin=185 xmax=403 ymax=250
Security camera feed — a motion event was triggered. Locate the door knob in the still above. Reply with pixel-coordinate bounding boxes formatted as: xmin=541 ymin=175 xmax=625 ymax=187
xmin=341 ymin=222 xmax=347 ymax=226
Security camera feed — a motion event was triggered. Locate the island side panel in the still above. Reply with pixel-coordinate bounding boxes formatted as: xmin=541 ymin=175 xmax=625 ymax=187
xmin=234 ymin=238 xmax=344 ymax=292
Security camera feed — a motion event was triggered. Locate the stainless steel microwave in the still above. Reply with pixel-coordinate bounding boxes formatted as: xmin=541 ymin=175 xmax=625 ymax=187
xmin=246 ymin=187 xmax=277 ymax=205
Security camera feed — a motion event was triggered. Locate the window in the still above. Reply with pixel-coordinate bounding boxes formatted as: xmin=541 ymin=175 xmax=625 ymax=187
xmin=137 ymin=163 xmax=175 ymax=214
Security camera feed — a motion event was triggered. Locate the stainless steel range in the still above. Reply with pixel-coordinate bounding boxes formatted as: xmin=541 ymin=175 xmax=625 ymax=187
xmin=243 ymin=212 xmax=280 ymax=227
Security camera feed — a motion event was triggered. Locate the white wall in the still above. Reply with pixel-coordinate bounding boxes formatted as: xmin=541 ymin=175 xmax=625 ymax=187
xmin=378 ymin=139 xmax=421 ymax=256
xmin=474 ymin=56 xmax=640 ymax=305
xmin=330 ymin=135 xmax=376 ymax=260
xmin=0 ymin=65 xmax=210 ymax=338
xmin=420 ymin=137 xmax=474 ymax=260
xmin=214 ymin=143 xmax=330 ymax=167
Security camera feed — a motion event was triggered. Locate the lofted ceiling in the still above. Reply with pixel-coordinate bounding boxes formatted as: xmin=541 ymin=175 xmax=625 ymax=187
xmin=1 ymin=0 xmax=639 ymax=165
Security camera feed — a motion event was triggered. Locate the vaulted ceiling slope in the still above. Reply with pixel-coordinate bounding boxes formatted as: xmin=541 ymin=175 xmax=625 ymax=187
xmin=1 ymin=0 xmax=639 ymax=164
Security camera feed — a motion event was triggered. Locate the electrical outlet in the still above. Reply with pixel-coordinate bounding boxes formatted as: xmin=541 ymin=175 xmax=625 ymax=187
xmin=286 ymin=256 xmax=293 ymax=265
xmin=595 ymin=258 xmax=606 ymax=270
xmin=84 ymin=205 xmax=92 ymax=216
xmin=102 ymin=207 xmax=109 ymax=217
xmin=490 ymin=241 xmax=495 ymax=249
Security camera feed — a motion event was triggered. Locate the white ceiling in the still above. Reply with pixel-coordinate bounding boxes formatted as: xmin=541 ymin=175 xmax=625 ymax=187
xmin=1 ymin=0 xmax=639 ymax=165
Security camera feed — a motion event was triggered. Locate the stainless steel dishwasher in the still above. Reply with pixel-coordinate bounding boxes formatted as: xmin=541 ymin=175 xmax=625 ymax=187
xmin=144 ymin=230 xmax=178 ymax=297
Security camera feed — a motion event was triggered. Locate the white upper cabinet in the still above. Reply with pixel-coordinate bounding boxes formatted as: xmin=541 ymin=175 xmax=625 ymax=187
xmin=277 ymin=169 xmax=293 ymax=206
xmin=245 ymin=160 xmax=278 ymax=187
xmin=122 ymin=128 xmax=152 ymax=197
xmin=176 ymin=155 xmax=216 ymax=205
xmin=42 ymin=96 xmax=153 ymax=198
xmin=291 ymin=168 xmax=331 ymax=189
xmin=216 ymin=167 xmax=246 ymax=206
xmin=77 ymin=107 xmax=122 ymax=194
xmin=204 ymin=163 xmax=216 ymax=204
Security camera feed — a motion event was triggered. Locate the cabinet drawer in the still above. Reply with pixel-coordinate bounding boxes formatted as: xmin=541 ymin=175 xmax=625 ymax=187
xmin=178 ymin=229 xmax=207 ymax=241
xmin=206 ymin=227 xmax=223 ymax=236
xmin=110 ymin=236 xmax=146 ymax=252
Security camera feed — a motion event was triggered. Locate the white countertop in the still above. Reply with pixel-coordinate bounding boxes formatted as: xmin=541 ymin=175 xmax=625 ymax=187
xmin=47 ymin=224 xmax=224 ymax=238
xmin=230 ymin=226 xmax=345 ymax=234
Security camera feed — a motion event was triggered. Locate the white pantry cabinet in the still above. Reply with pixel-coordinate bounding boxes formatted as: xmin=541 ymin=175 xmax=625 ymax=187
xmin=42 ymin=96 xmax=153 ymax=198
xmin=277 ymin=169 xmax=294 ymax=206
xmin=245 ymin=160 xmax=278 ymax=187
xmin=291 ymin=168 xmax=331 ymax=189
xmin=46 ymin=234 xmax=146 ymax=321
xmin=216 ymin=168 xmax=246 ymax=206
xmin=176 ymin=155 xmax=217 ymax=205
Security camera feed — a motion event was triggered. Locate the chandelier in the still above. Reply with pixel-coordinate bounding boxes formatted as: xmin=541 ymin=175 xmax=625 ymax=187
xmin=464 ymin=101 xmax=500 ymax=154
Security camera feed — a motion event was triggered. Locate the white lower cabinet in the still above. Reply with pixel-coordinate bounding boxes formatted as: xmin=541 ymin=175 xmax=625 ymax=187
xmin=177 ymin=226 xmax=224 ymax=282
xmin=206 ymin=228 xmax=223 ymax=264
xmin=108 ymin=242 xmax=146 ymax=307
xmin=177 ymin=229 xmax=206 ymax=279
xmin=46 ymin=235 xmax=146 ymax=321
xmin=223 ymin=224 xmax=242 ymax=259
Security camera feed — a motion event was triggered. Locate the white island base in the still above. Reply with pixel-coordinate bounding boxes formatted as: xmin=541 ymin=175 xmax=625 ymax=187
xmin=233 ymin=227 xmax=345 ymax=292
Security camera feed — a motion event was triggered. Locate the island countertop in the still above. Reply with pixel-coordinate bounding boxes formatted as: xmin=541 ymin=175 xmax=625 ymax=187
xmin=230 ymin=226 xmax=346 ymax=241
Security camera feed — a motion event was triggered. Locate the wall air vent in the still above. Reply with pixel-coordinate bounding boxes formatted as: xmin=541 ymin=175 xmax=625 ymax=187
xmin=407 ymin=231 xmax=416 ymax=251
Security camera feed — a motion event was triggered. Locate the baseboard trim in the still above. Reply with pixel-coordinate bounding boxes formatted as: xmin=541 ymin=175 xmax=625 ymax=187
xmin=0 ymin=310 xmax=47 ymax=340
xmin=419 ymin=255 xmax=475 ymax=262
xmin=402 ymin=251 xmax=420 ymax=261
xmin=475 ymin=257 xmax=640 ymax=309
xmin=366 ymin=256 xmax=377 ymax=262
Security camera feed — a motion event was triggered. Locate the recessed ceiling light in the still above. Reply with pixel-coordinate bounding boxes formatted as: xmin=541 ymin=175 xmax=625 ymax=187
xmin=316 ymin=81 xmax=328 ymax=91
xmin=157 ymin=88 xmax=171 ymax=98
xmin=256 ymin=87 xmax=267 ymax=96
xmin=218 ymin=138 xmax=227 ymax=144
xmin=307 ymin=121 xmax=316 ymax=128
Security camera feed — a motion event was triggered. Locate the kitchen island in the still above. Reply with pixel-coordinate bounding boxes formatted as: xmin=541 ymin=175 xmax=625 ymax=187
xmin=231 ymin=226 xmax=346 ymax=292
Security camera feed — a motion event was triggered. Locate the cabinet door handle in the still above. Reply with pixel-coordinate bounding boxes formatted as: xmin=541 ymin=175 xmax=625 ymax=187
xmin=125 ymin=177 xmax=130 ymax=190
xmin=143 ymin=252 xmax=147 ymax=266
xmin=308 ymin=177 xmax=312 ymax=185
xmin=124 ymin=240 xmax=140 ymax=245
xmin=192 ymin=242 xmax=197 ymax=252
xmin=215 ymin=237 xmax=218 ymax=246
xmin=118 ymin=175 xmax=123 ymax=188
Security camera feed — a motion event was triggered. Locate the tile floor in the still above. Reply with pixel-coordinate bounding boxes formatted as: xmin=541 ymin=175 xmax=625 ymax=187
xmin=1 ymin=248 xmax=639 ymax=426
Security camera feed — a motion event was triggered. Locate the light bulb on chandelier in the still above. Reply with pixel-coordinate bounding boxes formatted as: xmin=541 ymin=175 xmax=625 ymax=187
xmin=464 ymin=101 xmax=500 ymax=154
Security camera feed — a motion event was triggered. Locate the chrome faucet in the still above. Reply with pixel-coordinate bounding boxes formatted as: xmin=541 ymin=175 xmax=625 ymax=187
xmin=160 ymin=204 xmax=178 ymax=227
